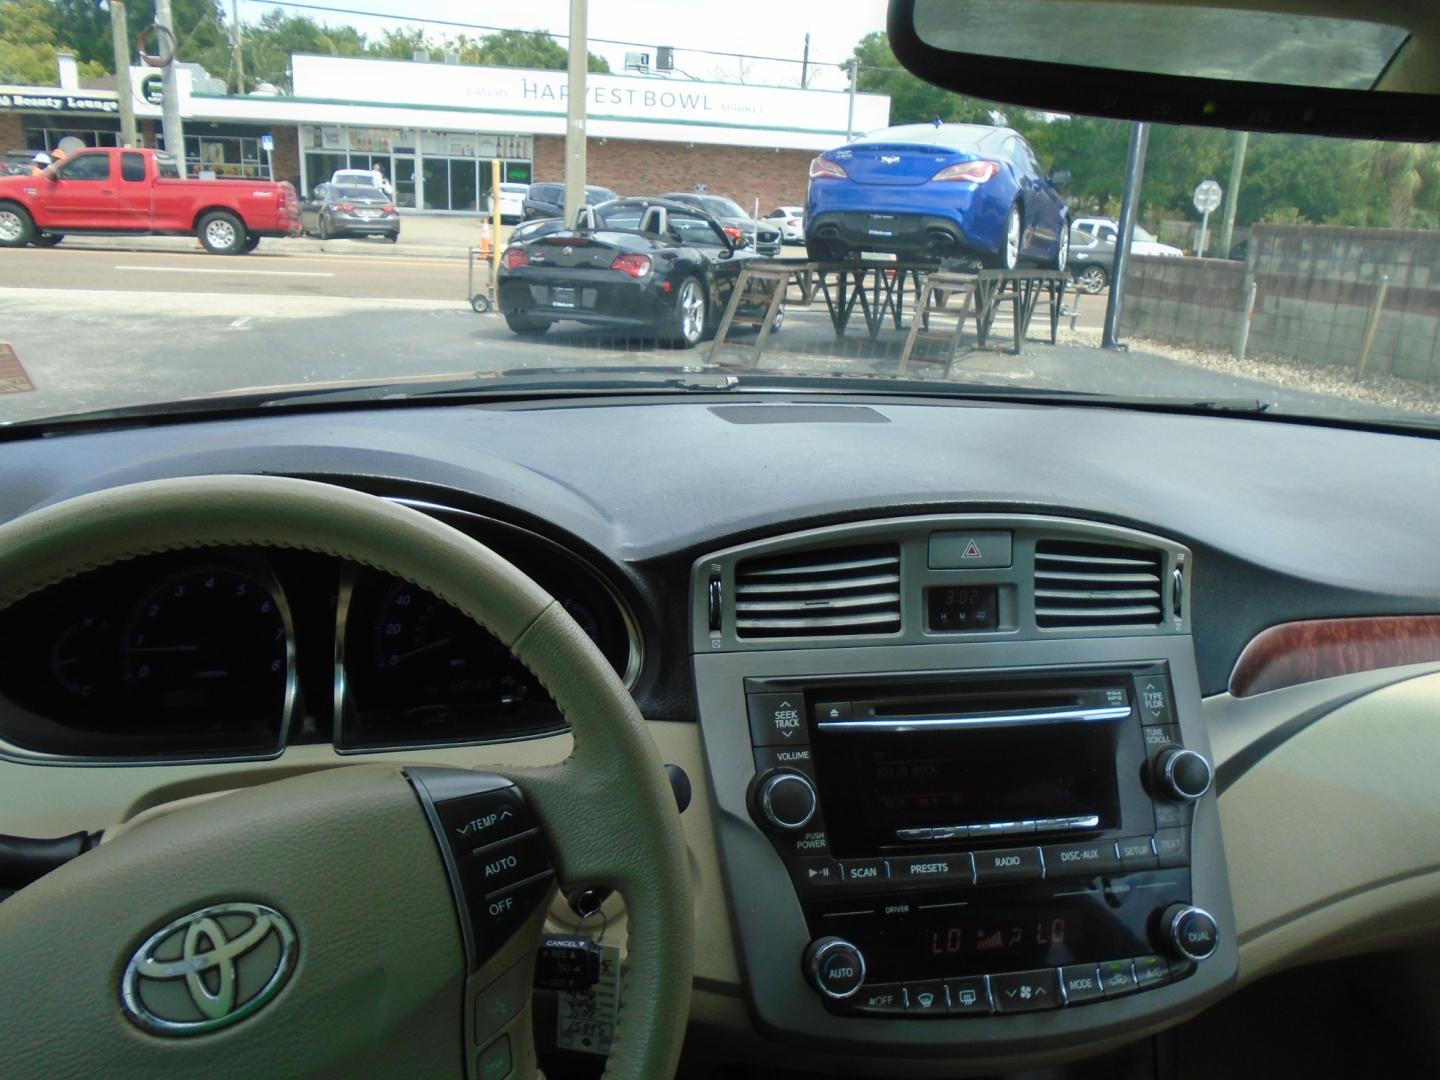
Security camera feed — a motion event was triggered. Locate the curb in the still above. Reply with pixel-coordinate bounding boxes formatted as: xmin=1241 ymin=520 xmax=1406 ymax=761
xmin=29 ymin=236 xmax=475 ymax=261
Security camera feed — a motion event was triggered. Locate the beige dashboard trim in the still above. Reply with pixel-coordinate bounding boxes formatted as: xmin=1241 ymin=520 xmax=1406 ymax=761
xmin=1217 ymin=671 xmax=1440 ymax=985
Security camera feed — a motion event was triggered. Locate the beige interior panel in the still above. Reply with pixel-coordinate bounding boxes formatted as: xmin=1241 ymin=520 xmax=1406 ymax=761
xmin=1222 ymin=671 xmax=1440 ymax=984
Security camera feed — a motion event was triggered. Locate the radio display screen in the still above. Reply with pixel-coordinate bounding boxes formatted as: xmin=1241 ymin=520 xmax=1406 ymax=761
xmin=815 ymin=719 xmax=1123 ymax=856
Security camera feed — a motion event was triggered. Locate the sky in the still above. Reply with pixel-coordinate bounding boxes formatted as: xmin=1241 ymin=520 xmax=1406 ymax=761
xmin=234 ymin=0 xmax=890 ymax=91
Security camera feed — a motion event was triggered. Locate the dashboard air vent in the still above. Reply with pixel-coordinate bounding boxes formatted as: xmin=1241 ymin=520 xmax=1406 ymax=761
xmin=735 ymin=544 xmax=902 ymax=638
xmin=1034 ymin=539 xmax=1163 ymax=628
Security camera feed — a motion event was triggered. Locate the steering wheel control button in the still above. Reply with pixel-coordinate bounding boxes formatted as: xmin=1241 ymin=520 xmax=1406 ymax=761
xmin=1100 ymin=959 xmax=1138 ymax=997
xmin=1117 ymin=836 xmax=1160 ymax=871
xmin=1158 ymin=748 xmax=1214 ymax=802
xmin=1059 ymin=965 xmax=1104 ymax=1005
xmin=1132 ymin=955 xmax=1173 ymax=989
xmin=477 ymin=1034 xmax=512 ymax=1080
xmin=804 ymin=937 xmax=866 ymax=1000
xmin=903 ymin=980 xmax=947 ymax=1014
xmin=1135 ymin=674 xmax=1176 ymax=725
xmin=944 ymin=976 xmax=993 ymax=1016
xmin=852 ymin=983 xmax=906 ymax=1016
xmin=990 ymin=968 xmax=1060 ymax=1013
xmin=746 ymin=693 xmax=808 ymax=746
xmin=434 ymin=787 xmax=530 ymax=855
xmin=475 ymin=960 xmax=532 ymax=1046
xmin=1041 ymin=841 xmax=1121 ymax=879
xmin=471 ymin=872 xmax=557 ymax=952
xmin=458 ymin=829 xmax=552 ymax=897
xmin=759 ymin=771 xmax=818 ymax=831
xmin=1164 ymin=905 xmax=1220 ymax=961
xmin=973 ymin=846 xmax=1044 ymax=884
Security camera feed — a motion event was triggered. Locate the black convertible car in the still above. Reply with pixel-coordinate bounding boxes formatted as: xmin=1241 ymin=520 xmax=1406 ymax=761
xmin=496 ymin=197 xmax=779 ymax=347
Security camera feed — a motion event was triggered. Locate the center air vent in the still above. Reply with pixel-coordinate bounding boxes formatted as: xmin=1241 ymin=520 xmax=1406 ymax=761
xmin=735 ymin=544 xmax=902 ymax=639
xmin=1034 ymin=539 xmax=1163 ymax=628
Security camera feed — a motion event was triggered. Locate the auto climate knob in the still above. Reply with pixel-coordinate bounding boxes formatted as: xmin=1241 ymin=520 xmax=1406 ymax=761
xmin=755 ymin=770 xmax=818 ymax=832
xmin=803 ymin=936 xmax=867 ymax=1000
xmin=1161 ymin=904 xmax=1220 ymax=961
xmin=1154 ymin=747 xmax=1214 ymax=802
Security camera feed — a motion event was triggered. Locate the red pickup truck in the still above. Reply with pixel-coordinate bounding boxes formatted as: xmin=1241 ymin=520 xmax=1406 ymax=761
xmin=0 ymin=147 xmax=301 ymax=254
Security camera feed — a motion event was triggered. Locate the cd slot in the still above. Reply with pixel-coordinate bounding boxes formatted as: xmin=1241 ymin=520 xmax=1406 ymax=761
xmin=816 ymin=684 xmax=1131 ymax=733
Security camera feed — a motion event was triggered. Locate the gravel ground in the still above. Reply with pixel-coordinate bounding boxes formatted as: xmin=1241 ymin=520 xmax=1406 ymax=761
xmin=1058 ymin=327 xmax=1440 ymax=416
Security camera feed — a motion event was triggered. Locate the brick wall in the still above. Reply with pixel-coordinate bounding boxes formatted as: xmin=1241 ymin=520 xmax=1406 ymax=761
xmin=533 ymin=135 xmax=812 ymax=214
xmin=270 ymin=126 xmax=300 ymax=191
xmin=0 ymin=112 xmax=25 ymax=153
xmin=1119 ymin=224 xmax=1440 ymax=382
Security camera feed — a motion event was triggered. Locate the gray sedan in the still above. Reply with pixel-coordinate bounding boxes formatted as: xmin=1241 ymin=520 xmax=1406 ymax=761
xmin=300 ymin=183 xmax=400 ymax=242
xmin=1069 ymin=223 xmax=1114 ymax=294
xmin=661 ymin=193 xmax=782 ymax=256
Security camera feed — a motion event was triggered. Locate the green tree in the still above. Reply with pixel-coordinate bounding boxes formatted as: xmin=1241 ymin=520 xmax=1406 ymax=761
xmin=0 ymin=0 xmax=103 ymax=83
xmin=45 ymin=0 xmax=229 ymax=75
xmin=849 ymin=30 xmax=992 ymax=126
xmin=364 ymin=26 xmax=607 ymax=73
xmin=243 ymin=11 xmax=366 ymax=91
xmin=1355 ymin=141 xmax=1440 ymax=228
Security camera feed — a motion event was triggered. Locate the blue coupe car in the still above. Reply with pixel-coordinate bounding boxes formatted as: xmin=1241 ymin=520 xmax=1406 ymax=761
xmin=805 ymin=122 xmax=1070 ymax=270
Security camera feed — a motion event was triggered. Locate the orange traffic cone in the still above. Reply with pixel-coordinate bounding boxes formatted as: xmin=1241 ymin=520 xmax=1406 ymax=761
xmin=479 ymin=216 xmax=493 ymax=260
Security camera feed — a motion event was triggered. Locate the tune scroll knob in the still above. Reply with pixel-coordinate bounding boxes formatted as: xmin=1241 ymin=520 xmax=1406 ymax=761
xmin=803 ymin=936 xmax=867 ymax=1000
xmin=756 ymin=770 xmax=818 ymax=832
xmin=1155 ymin=747 xmax=1214 ymax=802
xmin=1161 ymin=904 xmax=1220 ymax=961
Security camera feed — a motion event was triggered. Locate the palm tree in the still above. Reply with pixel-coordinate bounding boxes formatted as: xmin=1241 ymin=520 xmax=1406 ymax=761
xmin=1360 ymin=141 xmax=1440 ymax=227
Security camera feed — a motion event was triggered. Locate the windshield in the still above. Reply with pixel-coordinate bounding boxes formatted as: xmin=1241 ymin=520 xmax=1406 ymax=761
xmin=3 ymin=2 xmax=1439 ymax=428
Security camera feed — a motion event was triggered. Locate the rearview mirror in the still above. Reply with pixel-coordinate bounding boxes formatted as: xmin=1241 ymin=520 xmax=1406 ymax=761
xmin=1049 ymin=169 xmax=1071 ymax=187
xmin=888 ymin=0 xmax=1440 ymax=139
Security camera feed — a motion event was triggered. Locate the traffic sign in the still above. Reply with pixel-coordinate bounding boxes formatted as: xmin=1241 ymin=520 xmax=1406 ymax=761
xmin=260 ymin=134 xmax=274 ymax=152
xmin=1193 ymin=179 xmax=1222 ymax=214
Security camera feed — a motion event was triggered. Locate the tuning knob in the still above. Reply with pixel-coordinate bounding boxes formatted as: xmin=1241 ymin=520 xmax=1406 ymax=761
xmin=1161 ymin=904 xmax=1219 ymax=961
xmin=803 ymin=936 xmax=866 ymax=999
xmin=1155 ymin=747 xmax=1213 ymax=802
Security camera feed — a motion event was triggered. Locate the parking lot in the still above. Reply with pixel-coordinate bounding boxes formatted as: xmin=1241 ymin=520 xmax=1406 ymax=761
xmin=0 ymin=227 xmax=1377 ymax=426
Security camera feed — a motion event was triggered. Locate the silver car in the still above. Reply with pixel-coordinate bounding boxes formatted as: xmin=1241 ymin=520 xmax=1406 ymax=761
xmin=663 ymin=193 xmax=782 ymax=255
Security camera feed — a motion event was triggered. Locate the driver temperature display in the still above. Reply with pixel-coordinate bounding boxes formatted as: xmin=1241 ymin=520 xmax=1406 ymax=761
xmin=929 ymin=918 xmax=1068 ymax=957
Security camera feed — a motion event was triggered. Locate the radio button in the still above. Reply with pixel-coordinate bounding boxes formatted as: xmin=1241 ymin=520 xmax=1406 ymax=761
xmin=1117 ymin=836 xmax=1159 ymax=870
xmin=1153 ymin=828 xmax=1189 ymax=868
xmin=753 ymin=744 xmax=815 ymax=773
xmin=945 ymin=976 xmax=992 ymax=1016
xmin=1132 ymin=955 xmax=1172 ymax=989
xmin=1058 ymin=965 xmax=1104 ymax=1005
xmin=968 ymin=822 xmax=1011 ymax=842
xmin=840 ymin=858 xmax=890 ymax=887
xmin=775 ymin=825 xmax=832 ymax=857
xmin=851 ymin=983 xmax=906 ymax=1016
xmin=1042 ymin=841 xmax=1121 ymax=878
xmin=895 ymin=827 xmax=934 ymax=842
xmin=904 ymin=980 xmax=948 ymax=1014
xmin=890 ymin=852 xmax=974 ymax=886
xmin=973 ymin=846 xmax=1043 ymax=884
xmin=990 ymin=969 xmax=1059 ymax=1013
xmin=1100 ymin=959 xmax=1138 ymax=997
xmin=813 ymin=700 xmax=852 ymax=724
xmin=746 ymin=694 xmax=807 ymax=746
xmin=789 ymin=857 xmax=843 ymax=893
xmin=1143 ymin=723 xmax=1182 ymax=758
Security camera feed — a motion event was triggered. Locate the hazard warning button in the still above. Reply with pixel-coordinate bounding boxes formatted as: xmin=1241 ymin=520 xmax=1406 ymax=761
xmin=928 ymin=531 xmax=1013 ymax=569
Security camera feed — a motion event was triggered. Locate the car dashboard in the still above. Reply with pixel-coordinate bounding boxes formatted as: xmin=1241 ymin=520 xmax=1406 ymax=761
xmin=1 ymin=394 xmax=1438 ymax=1076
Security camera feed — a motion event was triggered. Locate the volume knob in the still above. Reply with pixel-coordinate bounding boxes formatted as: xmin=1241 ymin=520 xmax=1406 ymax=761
xmin=757 ymin=770 xmax=818 ymax=832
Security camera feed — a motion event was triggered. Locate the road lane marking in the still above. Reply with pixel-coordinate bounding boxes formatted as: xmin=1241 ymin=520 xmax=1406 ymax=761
xmin=115 ymin=265 xmax=335 ymax=277
xmin=229 ymin=316 xmax=252 ymax=329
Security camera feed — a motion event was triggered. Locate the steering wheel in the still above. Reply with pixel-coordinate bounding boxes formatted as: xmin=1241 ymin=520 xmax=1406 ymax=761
xmin=0 ymin=476 xmax=693 ymax=1079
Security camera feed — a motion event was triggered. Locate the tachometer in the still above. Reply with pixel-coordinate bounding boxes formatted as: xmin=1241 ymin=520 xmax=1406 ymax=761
xmin=122 ymin=567 xmax=291 ymax=726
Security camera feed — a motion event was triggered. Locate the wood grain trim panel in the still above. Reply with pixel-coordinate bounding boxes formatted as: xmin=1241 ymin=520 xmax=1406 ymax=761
xmin=1229 ymin=616 xmax=1440 ymax=697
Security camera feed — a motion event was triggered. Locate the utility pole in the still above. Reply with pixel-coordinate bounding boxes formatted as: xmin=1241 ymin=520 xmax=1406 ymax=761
xmin=109 ymin=0 xmax=137 ymax=146
xmin=562 ymin=0 xmax=588 ymax=227
xmin=1102 ymin=121 xmax=1150 ymax=350
xmin=846 ymin=58 xmax=858 ymax=140
xmin=1218 ymin=130 xmax=1249 ymax=258
xmin=154 ymin=0 xmax=186 ymax=176
xmin=230 ymin=0 xmax=245 ymax=93
xmin=801 ymin=33 xmax=810 ymax=88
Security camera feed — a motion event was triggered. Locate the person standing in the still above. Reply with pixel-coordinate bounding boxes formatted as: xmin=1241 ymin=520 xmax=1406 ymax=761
xmin=370 ymin=161 xmax=394 ymax=199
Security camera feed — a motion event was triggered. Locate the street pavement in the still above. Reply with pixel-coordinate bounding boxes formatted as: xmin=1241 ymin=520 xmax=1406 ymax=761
xmin=0 ymin=239 xmax=1396 ymax=425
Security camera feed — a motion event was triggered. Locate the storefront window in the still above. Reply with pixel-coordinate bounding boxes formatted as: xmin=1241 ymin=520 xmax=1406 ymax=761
xmin=421 ymin=158 xmax=449 ymax=211
xmin=23 ymin=124 xmax=120 ymax=152
xmin=449 ymin=159 xmax=478 ymax=212
xmin=304 ymin=152 xmax=349 ymax=195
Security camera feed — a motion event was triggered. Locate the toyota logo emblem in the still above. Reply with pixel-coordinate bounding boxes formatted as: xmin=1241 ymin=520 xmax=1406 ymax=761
xmin=121 ymin=902 xmax=297 ymax=1035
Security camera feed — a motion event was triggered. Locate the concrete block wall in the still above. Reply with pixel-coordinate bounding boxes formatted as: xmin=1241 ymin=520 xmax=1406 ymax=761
xmin=1119 ymin=224 xmax=1440 ymax=383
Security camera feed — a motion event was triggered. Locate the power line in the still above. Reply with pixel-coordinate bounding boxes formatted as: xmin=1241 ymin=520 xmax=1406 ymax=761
xmin=242 ymin=0 xmax=858 ymax=70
